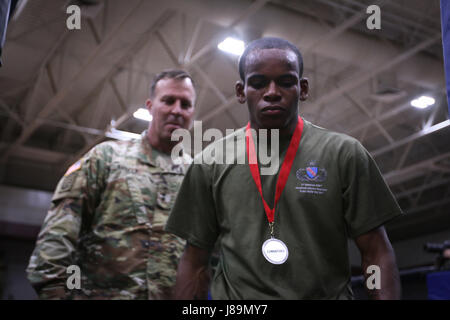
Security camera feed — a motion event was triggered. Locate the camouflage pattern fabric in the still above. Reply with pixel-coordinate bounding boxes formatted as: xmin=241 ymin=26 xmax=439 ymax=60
xmin=26 ymin=131 xmax=191 ymax=299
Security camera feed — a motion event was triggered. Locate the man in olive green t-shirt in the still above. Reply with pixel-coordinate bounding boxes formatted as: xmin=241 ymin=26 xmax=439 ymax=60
xmin=165 ymin=37 xmax=403 ymax=300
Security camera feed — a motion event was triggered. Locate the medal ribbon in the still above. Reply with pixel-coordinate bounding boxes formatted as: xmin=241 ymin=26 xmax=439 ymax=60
xmin=246 ymin=116 xmax=304 ymax=223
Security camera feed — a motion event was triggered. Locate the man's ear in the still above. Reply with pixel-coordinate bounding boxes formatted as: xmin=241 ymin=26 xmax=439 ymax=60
xmin=299 ymin=78 xmax=309 ymax=101
xmin=145 ymin=99 xmax=152 ymax=113
xmin=235 ymin=81 xmax=246 ymax=104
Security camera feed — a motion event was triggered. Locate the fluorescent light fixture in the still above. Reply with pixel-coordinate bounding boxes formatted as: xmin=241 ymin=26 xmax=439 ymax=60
xmin=411 ymin=96 xmax=435 ymax=109
xmin=218 ymin=37 xmax=245 ymax=56
xmin=106 ymin=128 xmax=140 ymax=141
xmin=133 ymin=108 xmax=153 ymax=122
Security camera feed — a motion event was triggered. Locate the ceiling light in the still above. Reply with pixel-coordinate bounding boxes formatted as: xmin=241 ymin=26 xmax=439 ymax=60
xmin=133 ymin=108 xmax=153 ymax=122
xmin=411 ymin=96 xmax=435 ymax=109
xmin=218 ymin=37 xmax=245 ymax=56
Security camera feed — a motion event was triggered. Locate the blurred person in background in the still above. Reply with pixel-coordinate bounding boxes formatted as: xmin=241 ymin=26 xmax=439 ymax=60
xmin=27 ymin=69 xmax=196 ymax=299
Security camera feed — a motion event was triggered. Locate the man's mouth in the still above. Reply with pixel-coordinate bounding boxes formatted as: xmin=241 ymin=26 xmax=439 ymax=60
xmin=261 ymin=106 xmax=285 ymax=115
xmin=165 ymin=122 xmax=183 ymax=129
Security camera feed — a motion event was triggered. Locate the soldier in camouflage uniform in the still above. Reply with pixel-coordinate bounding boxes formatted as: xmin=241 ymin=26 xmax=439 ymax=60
xmin=26 ymin=70 xmax=196 ymax=299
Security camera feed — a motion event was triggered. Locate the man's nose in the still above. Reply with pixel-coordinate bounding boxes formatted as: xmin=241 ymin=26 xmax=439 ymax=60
xmin=263 ymin=81 xmax=281 ymax=102
xmin=170 ymin=100 xmax=183 ymax=114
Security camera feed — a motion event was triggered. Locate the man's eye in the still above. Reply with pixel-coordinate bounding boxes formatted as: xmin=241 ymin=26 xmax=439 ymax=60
xmin=277 ymin=77 xmax=297 ymax=88
xmin=279 ymin=81 xmax=294 ymax=88
xmin=248 ymin=78 xmax=267 ymax=89
xmin=181 ymin=101 xmax=192 ymax=108
xmin=164 ymin=98 xmax=175 ymax=105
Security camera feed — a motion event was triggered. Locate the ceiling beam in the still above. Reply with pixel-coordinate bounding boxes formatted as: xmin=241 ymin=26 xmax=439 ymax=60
xmin=371 ymin=120 xmax=450 ymax=158
xmin=405 ymin=198 xmax=450 ymax=215
xmin=0 ymin=98 xmax=24 ymax=128
xmin=181 ymin=1 xmax=438 ymax=129
xmin=302 ymin=0 xmax=387 ymax=54
xmin=184 ymin=19 xmax=203 ymax=64
xmin=0 ymin=143 xmax=67 ymax=164
xmin=0 ymin=107 xmax=105 ymax=136
xmin=156 ymin=30 xmax=181 ymax=67
xmin=395 ymin=177 xmax=450 ymax=200
xmin=16 ymin=29 xmax=70 ymax=125
xmin=345 ymin=88 xmax=446 ymax=137
xmin=337 ymin=84 xmax=395 ymax=144
xmin=0 ymin=0 xmax=146 ymax=163
xmin=384 ymin=151 xmax=450 ymax=186
xmin=61 ymin=110 xmax=134 ymax=172
xmin=59 ymin=10 xmax=178 ymax=170
xmin=198 ymin=94 xmax=237 ymax=124
xmin=191 ymin=63 xmax=239 ymax=127
xmin=303 ymin=34 xmax=441 ymax=115
xmin=186 ymin=0 xmax=269 ymax=67
xmin=70 ymin=10 xmax=174 ymax=124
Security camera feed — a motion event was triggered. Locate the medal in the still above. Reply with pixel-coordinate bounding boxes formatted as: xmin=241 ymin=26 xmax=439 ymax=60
xmin=246 ymin=116 xmax=304 ymax=265
xmin=262 ymin=238 xmax=289 ymax=265
xmin=261 ymin=222 xmax=289 ymax=264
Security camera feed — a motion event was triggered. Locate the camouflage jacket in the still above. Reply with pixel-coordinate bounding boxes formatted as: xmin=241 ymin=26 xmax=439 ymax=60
xmin=26 ymin=132 xmax=191 ymax=299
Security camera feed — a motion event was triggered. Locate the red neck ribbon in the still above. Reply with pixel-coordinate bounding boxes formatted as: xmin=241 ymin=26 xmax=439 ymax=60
xmin=245 ymin=116 xmax=304 ymax=223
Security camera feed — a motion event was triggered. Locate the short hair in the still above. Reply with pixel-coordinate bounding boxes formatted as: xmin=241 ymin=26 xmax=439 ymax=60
xmin=238 ymin=37 xmax=304 ymax=82
xmin=149 ymin=69 xmax=195 ymax=97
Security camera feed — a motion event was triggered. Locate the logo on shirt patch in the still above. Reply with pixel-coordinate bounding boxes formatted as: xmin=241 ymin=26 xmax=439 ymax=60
xmin=296 ymin=161 xmax=327 ymax=183
xmin=295 ymin=161 xmax=328 ymax=195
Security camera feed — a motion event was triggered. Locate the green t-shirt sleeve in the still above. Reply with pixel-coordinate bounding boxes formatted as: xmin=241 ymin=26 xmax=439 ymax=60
xmin=165 ymin=163 xmax=219 ymax=251
xmin=342 ymin=139 xmax=403 ymax=238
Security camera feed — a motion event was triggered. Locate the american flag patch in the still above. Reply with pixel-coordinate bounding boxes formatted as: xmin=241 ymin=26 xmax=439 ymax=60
xmin=64 ymin=160 xmax=81 ymax=176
